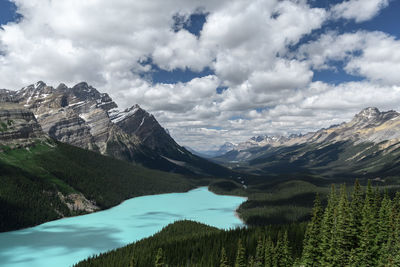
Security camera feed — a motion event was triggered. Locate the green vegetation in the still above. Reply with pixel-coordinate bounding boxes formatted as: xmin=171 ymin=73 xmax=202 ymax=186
xmin=0 ymin=119 xmax=13 ymax=132
xmin=75 ymin=220 xmax=306 ymax=267
xmin=75 ymin=180 xmax=400 ymax=266
xmin=0 ymin=141 xmax=194 ymax=232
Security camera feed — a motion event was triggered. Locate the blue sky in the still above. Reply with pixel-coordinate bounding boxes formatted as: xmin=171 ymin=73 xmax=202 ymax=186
xmin=0 ymin=0 xmax=399 ymax=150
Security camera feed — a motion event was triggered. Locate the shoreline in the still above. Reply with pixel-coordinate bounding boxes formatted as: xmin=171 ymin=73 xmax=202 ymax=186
xmin=0 ymin=185 xmax=197 ymax=234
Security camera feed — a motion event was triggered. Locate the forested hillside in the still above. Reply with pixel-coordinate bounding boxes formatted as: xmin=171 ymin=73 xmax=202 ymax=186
xmin=76 ymin=180 xmax=400 ymax=266
xmin=0 ymin=141 xmax=193 ymax=232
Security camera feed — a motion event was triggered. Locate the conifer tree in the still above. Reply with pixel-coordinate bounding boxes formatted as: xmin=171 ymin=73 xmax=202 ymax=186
xmin=391 ymin=213 xmax=400 ymax=266
xmin=348 ymin=179 xmax=364 ymax=250
xmin=273 ymin=231 xmax=293 ymax=267
xmin=248 ymin=256 xmax=255 ymax=267
xmin=354 ymin=180 xmax=378 ymax=266
xmin=264 ymin=237 xmax=274 ymax=267
xmin=318 ymin=184 xmax=337 ymax=266
xmin=335 ymin=184 xmax=352 ymax=266
xmin=377 ymin=193 xmax=393 ymax=266
xmin=254 ymin=237 xmax=264 ymax=267
xmin=235 ymin=239 xmax=246 ymax=267
xmin=301 ymin=193 xmax=323 ymax=266
xmin=281 ymin=231 xmax=293 ymax=267
xmin=155 ymin=248 xmax=164 ymax=267
xmin=220 ymin=247 xmax=230 ymax=267
xmin=273 ymin=232 xmax=284 ymax=267
xmin=129 ymin=255 xmax=136 ymax=267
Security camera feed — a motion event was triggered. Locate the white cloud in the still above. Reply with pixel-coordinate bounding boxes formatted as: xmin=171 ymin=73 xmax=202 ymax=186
xmin=299 ymin=31 xmax=400 ymax=85
xmin=0 ymin=0 xmax=399 ymax=150
xmin=331 ymin=0 xmax=389 ymax=22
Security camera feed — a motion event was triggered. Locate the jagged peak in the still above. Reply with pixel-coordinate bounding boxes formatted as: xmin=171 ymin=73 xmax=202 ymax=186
xmin=356 ymin=107 xmax=380 ymax=119
xmin=124 ymin=104 xmax=141 ymax=112
xmin=56 ymin=83 xmax=68 ymax=91
xmin=73 ymin=81 xmax=89 ymax=88
xmin=34 ymin=81 xmax=47 ymax=89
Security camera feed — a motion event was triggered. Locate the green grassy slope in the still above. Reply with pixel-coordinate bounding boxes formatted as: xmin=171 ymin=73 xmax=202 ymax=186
xmin=0 ymin=142 xmax=194 ymax=232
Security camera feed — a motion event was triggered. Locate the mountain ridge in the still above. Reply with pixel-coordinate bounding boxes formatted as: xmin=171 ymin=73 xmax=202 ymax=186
xmin=217 ymin=107 xmax=400 ymax=155
xmin=214 ymin=107 xmax=400 ymax=177
xmin=1 ymin=81 xmax=233 ymax=177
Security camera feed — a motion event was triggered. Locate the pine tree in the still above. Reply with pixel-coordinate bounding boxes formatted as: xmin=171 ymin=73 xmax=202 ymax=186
xmin=281 ymin=231 xmax=293 ymax=267
xmin=318 ymin=184 xmax=337 ymax=266
xmin=220 ymin=247 xmax=230 ymax=267
xmin=377 ymin=193 xmax=393 ymax=266
xmin=235 ymin=239 xmax=246 ymax=267
xmin=273 ymin=232 xmax=283 ymax=267
xmin=301 ymin=193 xmax=323 ymax=266
xmin=273 ymin=231 xmax=293 ymax=267
xmin=353 ymin=180 xmax=379 ymax=266
xmin=254 ymin=237 xmax=264 ymax=267
xmin=264 ymin=237 xmax=274 ymax=267
xmin=248 ymin=256 xmax=255 ymax=267
xmin=155 ymin=248 xmax=164 ymax=267
xmin=129 ymin=255 xmax=136 ymax=267
xmin=335 ymin=184 xmax=352 ymax=266
xmin=348 ymin=179 xmax=364 ymax=250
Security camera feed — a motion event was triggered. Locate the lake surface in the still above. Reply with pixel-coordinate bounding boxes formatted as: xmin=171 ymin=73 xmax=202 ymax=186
xmin=0 ymin=187 xmax=246 ymax=267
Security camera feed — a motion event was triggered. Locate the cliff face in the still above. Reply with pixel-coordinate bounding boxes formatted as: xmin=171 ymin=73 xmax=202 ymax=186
xmin=1 ymin=81 xmax=229 ymax=176
xmin=0 ymin=103 xmax=47 ymax=149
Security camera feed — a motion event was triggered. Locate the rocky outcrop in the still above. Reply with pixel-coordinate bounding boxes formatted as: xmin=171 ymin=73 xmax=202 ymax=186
xmin=0 ymin=103 xmax=48 ymax=148
xmin=58 ymin=192 xmax=99 ymax=213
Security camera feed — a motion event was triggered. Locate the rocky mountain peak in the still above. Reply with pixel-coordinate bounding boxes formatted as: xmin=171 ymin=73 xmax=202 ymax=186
xmin=56 ymin=83 xmax=68 ymax=91
xmin=71 ymin=82 xmax=102 ymax=101
xmin=34 ymin=81 xmax=47 ymax=89
xmin=356 ymin=107 xmax=381 ymax=120
xmin=251 ymin=135 xmax=267 ymax=142
xmin=351 ymin=107 xmax=399 ymax=127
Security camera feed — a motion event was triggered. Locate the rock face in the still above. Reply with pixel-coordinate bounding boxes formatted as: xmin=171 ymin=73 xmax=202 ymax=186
xmin=1 ymin=81 xmax=229 ymax=176
xmin=0 ymin=103 xmax=48 ymax=148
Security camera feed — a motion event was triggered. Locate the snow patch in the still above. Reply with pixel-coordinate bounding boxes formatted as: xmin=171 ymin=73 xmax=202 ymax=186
xmin=111 ymin=107 xmax=139 ymax=124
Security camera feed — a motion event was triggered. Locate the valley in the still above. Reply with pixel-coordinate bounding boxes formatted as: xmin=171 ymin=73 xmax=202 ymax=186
xmin=2 ymin=83 xmax=400 ymax=266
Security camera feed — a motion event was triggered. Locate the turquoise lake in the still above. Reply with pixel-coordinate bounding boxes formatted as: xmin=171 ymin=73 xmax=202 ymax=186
xmin=0 ymin=187 xmax=246 ymax=267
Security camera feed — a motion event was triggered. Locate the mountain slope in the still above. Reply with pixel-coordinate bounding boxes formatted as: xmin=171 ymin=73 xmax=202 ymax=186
xmin=0 ymin=104 xmax=194 ymax=232
xmin=0 ymin=141 xmax=194 ymax=232
xmin=3 ymin=81 xmax=233 ymax=177
xmin=215 ymin=107 xmax=400 ymax=179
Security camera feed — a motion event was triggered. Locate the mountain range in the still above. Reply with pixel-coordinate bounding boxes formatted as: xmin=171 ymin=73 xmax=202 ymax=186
xmin=0 ymin=81 xmax=231 ymax=177
xmin=214 ymin=107 xmax=400 ymax=179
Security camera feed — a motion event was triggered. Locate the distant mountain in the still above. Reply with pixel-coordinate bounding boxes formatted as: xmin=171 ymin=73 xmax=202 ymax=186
xmin=1 ymin=81 xmax=232 ymax=177
xmin=185 ymin=142 xmax=239 ymax=158
xmin=215 ymin=107 xmax=400 ymax=178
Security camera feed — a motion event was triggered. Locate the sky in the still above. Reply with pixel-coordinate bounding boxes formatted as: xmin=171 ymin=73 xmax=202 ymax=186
xmin=0 ymin=0 xmax=399 ymax=151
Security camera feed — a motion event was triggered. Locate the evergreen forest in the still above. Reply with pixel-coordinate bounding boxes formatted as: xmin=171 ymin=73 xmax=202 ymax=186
xmin=76 ymin=180 xmax=400 ymax=266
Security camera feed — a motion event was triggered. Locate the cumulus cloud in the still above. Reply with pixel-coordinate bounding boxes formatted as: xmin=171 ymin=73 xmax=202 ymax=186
xmin=299 ymin=31 xmax=400 ymax=85
xmin=0 ymin=0 xmax=399 ymax=150
xmin=331 ymin=0 xmax=390 ymax=22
